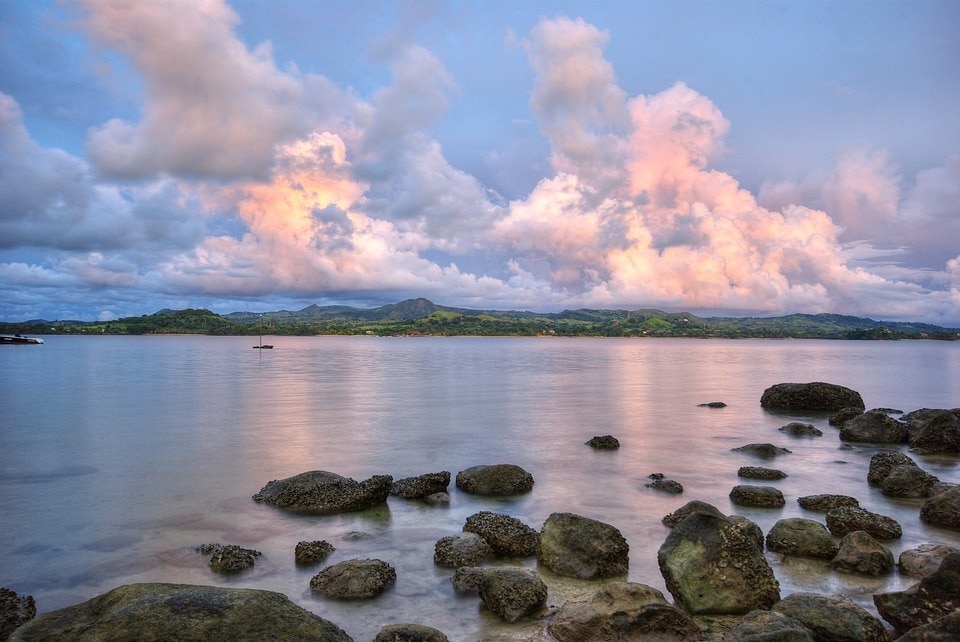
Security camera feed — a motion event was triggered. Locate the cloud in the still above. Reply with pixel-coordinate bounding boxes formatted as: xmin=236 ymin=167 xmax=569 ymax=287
xmin=81 ymin=0 xmax=305 ymax=179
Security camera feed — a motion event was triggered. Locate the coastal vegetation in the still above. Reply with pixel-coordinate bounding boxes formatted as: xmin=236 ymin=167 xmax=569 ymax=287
xmin=2 ymin=298 xmax=957 ymax=339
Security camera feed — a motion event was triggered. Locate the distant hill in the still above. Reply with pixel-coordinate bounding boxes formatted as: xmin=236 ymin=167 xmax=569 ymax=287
xmin=3 ymin=298 xmax=958 ymax=339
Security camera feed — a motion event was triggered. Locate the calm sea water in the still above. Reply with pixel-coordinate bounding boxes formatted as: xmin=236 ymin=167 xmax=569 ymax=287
xmin=2 ymin=336 xmax=958 ymax=640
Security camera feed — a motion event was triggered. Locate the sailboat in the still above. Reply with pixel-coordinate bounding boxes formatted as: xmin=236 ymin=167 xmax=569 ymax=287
xmin=253 ymin=314 xmax=273 ymax=349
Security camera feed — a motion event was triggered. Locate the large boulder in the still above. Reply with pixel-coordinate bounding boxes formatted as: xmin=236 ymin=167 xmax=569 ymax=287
xmin=547 ymin=582 xmax=700 ymax=642
xmin=478 ymin=568 xmax=547 ymax=622
xmin=919 ymin=485 xmax=960 ymax=530
xmin=390 ymin=471 xmax=450 ymax=498
xmin=657 ymin=512 xmax=780 ymax=615
xmin=9 ymin=583 xmax=352 ymax=642
xmin=730 ymin=484 xmax=785 ymax=508
xmin=839 ymin=411 xmax=909 ymax=444
xmin=252 ymin=470 xmax=392 ymax=515
xmin=760 ymin=382 xmax=865 ymax=412
xmin=830 ymin=530 xmax=895 ymax=576
xmin=874 ymin=552 xmax=960 ymax=636
xmin=455 ymin=464 xmax=534 ymax=496
xmin=463 ymin=511 xmax=540 ymax=557
xmin=825 ymin=506 xmax=902 ymax=540
xmin=309 ymin=558 xmax=396 ymax=599
xmin=899 ymin=543 xmax=960 ymax=578
xmin=772 ymin=592 xmax=890 ymax=642
xmin=903 ymin=409 xmax=960 ymax=453
xmin=538 ymin=512 xmax=629 ymax=579
xmin=433 ymin=532 xmax=495 ymax=568
xmin=765 ymin=518 xmax=838 ymax=560
xmin=0 ymin=588 xmax=35 ymax=641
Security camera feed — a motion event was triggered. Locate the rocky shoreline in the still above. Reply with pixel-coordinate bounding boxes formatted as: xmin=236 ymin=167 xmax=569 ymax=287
xmin=4 ymin=382 xmax=959 ymax=641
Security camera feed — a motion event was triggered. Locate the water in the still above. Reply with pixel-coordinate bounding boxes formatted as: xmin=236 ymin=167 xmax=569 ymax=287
xmin=1 ymin=336 xmax=958 ymax=640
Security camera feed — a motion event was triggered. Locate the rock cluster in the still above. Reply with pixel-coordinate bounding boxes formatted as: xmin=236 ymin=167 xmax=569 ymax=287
xmin=7 ymin=384 xmax=959 ymax=642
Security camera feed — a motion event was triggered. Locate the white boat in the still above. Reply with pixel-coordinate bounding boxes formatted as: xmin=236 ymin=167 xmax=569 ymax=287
xmin=1 ymin=334 xmax=45 ymax=345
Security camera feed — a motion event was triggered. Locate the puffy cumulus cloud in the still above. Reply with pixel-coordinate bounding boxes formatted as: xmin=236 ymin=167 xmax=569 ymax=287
xmin=525 ymin=16 xmax=630 ymax=190
xmin=81 ymin=0 xmax=305 ymax=179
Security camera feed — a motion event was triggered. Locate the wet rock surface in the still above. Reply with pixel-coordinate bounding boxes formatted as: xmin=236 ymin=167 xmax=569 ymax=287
xmin=478 ymin=568 xmax=547 ymax=623
xmin=309 ymin=558 xmax=396 ymax=599
xmin=433 ymin=532 xmax=495 ymax=568
xmin=9 ymin=583 xmax=353 ymax=642
xmin=390 ymin=471 xmax=450 ymax=498
xmin=730 ymin=484 xmax=786 ymax=508
xmin=772 ymin=592 xmax=891 ymax=642
xmin=462 ymin=511 xmax=540 ymax=557
xmin=825 ymin=506 xmax=902 ymax=540
xmin=455 ymin=464 xmax=534 ymax=496
xmin=874 ymin=552 xmax=960 ymax=636
xmin=252 ymin=470 xmax=393 ymax=515
xmin=538 ymin=512 xmax=629 ymax=579
xmin=797 ymin=493 xmax=859 ymax=511
xmin=765 ymin=517 xmax=839 ymax=560
xmin=585 ymin=434 xmax=620 ymax=449
xmin=760 ymin=382 xmax=865 ymax=412
xmin=294 ymin=540 xmax=335 ymax=566
xmin=739 ymin=465 xmax=788 ymax=480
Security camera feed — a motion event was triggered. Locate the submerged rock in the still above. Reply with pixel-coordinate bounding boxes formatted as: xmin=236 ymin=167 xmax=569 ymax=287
xmin=433 ymin=532 xmax=495 ymax=568
xmin=197 ymin=543 xmax=261 ymax=574
xmin=779 ymin=422 xmax=823 ymax=437
xmin=252 ymin=470 xmax=392 ymax=515
xmin=646 ymin=472 xmax=684 ymax=494
xmin=539 ymin=512 xmax=629 ymax=579
xmin=731 ymin=443 xmax=792 ymax=458
xmin=760 ymin=382 xmax=865 ymax=412
xmin=9 ymin=583 xmax=353 ymax=642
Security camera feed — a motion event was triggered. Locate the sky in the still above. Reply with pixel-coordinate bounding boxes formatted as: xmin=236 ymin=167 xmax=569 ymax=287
xmin=1 ymin=0 xmax=959 ymax=325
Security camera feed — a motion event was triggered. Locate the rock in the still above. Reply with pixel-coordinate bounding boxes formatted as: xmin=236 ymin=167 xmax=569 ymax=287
xmin=309 ymin=558 xmax=396 ymax=599
xmin=893 ymin=609 xmax=960 ymax=641
xmin=478 ymin=568 xmax=547 ymax=623
xmin=538 ymin=512 xmax=629 ymax=579
xmin=699 ymin=401 xmax=728 ymax=408
xmin=730 ymin=484 xmax=785 ymax=508
xmin=455 ymin=464 xmax=534 ymax=496
xmin=657 ymin=512 xmax=780 ymax=615
xmin=831 ymin=530 xmax=894 ymax=576
xmin=732 ymin=443 xmax=792 ymax=458
xmin=0 ymin=588 xmax=35 ymax=641
xmin=451 ymin=566 xmax=485 ymax=594
xmin=797 ymin=494 xmax=859 ymax=511
xmin=880 ymin=464 xmax=941 ymax=498
xmin=830 ymin=406 xmax=865 ymax=426
xmin=839 ymin=411 xmax=909 ymax=444
xmin=868 ymin=451 xmax=919 ymax=485
xmin=738 ymin=466 xmax=788 ymax=480
xmin=390 ymin=471 xmax=450 ymax=498
xmin=899 ymin=543 xmax=960 ymax=578
xmin=904 ymin=409 xmax=960 ymax=453
xmin=252 ymin=470 xmax=392 ymax=515
xmin=874 ymin=552 xmax=960 ymax=636
xmin=8 ymin=583 xmax=352 ymax=642
xmin=463 ymin=511 xmax=540 ymax=557
xmin=760 ymin=382 xmax=865 ymax=412
xmin=547 ymin=582 xmax=700 ymax=642
xmin=722 ymin=609 xmax=815 ymax=641
xmin=772 ymin=592 xmax=890 ymax=642
xmin=433 ymin=532 xmax=495 ymax=568
xmin=646 ymin=473 xmax=684 ymax=494
xmin=423 ymin=491 xmax=450 ymax=505
xmin=374 ymin=623 xmax=449 ymax=642
xmin=198 ymin=543 xmax=261 ymax=574
xmin=825 ymin=506 xmax=902 ymax=540
xmin=295 ymin=540 xmax=335 ymax=566
xmin=585 ymin=435 xmax=620 ymax=449
xmin=662 ymin=500 xmax=726 ymax=528
xmin=779 ymin=422 xmax=823 ymax=437
xmin=765 ymin=518 xmax=839 ymax=560
xmin=920 ymin=485 xmax=960 ymax=530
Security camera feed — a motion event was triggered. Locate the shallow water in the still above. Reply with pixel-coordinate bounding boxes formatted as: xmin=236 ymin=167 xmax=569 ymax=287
xmin=2 ymin=336 xmax=958 ymax=639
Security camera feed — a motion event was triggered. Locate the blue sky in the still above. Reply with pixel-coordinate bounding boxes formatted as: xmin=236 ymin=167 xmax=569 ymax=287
xmin=1 ymin=0 xmax=958 ymax=324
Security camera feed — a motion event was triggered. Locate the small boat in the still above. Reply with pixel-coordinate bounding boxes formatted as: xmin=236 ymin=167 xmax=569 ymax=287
xmin=252 ymin=315 xmax=273 ymax=349
xmin=1 ymin=333 xmax=45 ymax=345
